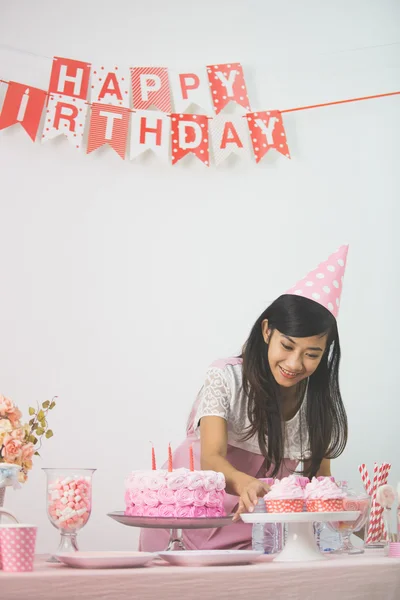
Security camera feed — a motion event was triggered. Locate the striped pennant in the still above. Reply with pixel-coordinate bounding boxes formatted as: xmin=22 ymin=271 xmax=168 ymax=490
xmin=87 ymin=103 xmax=130 ymax=159
xmin=130 ymin=67 xmax=171 ymax=113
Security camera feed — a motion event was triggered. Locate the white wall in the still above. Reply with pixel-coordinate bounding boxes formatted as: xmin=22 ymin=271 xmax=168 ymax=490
xmin=0 ymin=0 xmax=399 ymax=553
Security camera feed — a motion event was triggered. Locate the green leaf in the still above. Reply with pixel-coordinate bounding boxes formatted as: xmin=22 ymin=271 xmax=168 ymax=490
xmin=42 ymin=401 xmax=50 ymax=409
xmin=49 ymin=401 xmax=56 ymax=410
xmin=28 ymin=435 xmax=38 ymax=444
xmin=45 ymin=430 xmax=53 ymax=439
xmin=32 ymin=423 xmax=38 ymax=430
xmin=40 ymin=419 xmax=46 ymax=428
xmin=37 ymin=410 xmax=45 ymax=421
xmin=28 ymin=407 xmax=35 ymax=416
xmin=34 ymin=451 xmax=40 ymax=456
xmin=29 ymin=418 xmax=35 ymax=426
xmin=36 ymin=427 xmax=44 ymax=436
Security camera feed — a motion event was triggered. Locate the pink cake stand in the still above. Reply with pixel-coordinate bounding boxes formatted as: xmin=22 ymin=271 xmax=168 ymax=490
xmin=107 ymin=512 xmax=233 ymax=550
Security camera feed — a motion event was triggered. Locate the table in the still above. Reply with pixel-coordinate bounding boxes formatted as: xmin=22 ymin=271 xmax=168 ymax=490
xmin=1 ymin=552 xmax=399 ymax=600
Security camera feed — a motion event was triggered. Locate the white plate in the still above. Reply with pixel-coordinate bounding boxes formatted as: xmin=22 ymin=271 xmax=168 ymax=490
xmin=158 ymin=549 xmax=263 ymax=566
xmin=56 ymin=551 xmax=156 ymax=569
xmin=241 ymin=511 xmax=360 ymax=524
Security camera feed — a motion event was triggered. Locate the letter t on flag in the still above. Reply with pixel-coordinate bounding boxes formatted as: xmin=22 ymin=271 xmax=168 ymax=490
xmin=87 ymin=103 xmax=130 ymax=159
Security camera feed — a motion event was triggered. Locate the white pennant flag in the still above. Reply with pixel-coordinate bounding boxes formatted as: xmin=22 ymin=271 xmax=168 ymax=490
xmin=130 ymin=110 xmax=170 ymax=162
xmin=169 ymin=67 xmax=213 ymax=114
xmin=210 ymin=113 xmax=251 ymax=165
xmin=41 ymin=93 xmax=88 ymax=149
xmin=90 ymin=64 xmax=130 ymax=107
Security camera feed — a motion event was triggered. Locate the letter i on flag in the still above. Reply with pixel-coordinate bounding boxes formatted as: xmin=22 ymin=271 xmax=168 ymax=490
xmin=0 ymin=81 xmax=47 ymax=141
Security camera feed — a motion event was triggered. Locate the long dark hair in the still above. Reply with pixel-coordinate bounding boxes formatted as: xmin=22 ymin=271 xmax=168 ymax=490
xmin=241 ymin=294 xmax=348 ymax=478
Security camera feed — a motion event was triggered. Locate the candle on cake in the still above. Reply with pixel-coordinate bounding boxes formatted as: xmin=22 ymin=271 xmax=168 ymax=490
xmin=151 ymin=443 xmax=156 ymax=471
xmin=189 ymin=444 xmax=194 ymax=471
xmin=168 ymin=443 xmax=173 ymax=472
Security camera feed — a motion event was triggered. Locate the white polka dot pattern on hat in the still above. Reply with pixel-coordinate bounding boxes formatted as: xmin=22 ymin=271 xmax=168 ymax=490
xmin=285 ymin=245 xmax=349 ymax=318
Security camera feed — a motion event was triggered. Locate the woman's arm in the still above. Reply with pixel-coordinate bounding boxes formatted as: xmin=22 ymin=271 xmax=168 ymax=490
xmin=200 ymin=415 xmax=269 ymax=516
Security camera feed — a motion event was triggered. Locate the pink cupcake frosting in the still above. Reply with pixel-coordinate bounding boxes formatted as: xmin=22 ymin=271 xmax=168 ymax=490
xmin=264 ymin=475 xmax=305 ymax=500
xmin=305 ymin=477 xmax=345 ymax=500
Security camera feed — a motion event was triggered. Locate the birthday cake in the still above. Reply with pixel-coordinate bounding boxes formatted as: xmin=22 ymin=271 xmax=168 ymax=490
xmin=124 ymin=468 xmax=226 ymax=518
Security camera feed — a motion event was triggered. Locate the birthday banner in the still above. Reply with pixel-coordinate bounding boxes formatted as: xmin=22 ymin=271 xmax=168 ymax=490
xmin=1 ymin=56 xmax=399 ymax=166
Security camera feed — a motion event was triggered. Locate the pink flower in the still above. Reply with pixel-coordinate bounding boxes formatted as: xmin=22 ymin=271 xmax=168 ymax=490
xmin=193 ymin=506 xmax=207 ymax=518
xmin=176 ymin=506 xmax=194 ymax=518
xmin=1 ymin=434 xmax=23 ymax=461
xmin=11 ymin=428 xmax=25 ymax=441
xmin=142 ymin=489 xmax=159 ymax=508
xmin=21 ymin=442 xmax=35 ymax=462
xmin=7 ymin=407 xmax=22 ymax=427
xmin=0 ymin=395 xmax=14 ymax=416
xmin=205 ymin=490 xmax=221 ymax=508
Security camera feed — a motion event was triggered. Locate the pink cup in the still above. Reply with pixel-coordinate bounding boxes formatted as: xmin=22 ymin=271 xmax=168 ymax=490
xmin=0 ymin=524 xmax=37 ymax=572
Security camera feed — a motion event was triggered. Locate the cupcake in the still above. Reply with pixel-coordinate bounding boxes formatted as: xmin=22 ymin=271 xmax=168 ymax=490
xmin=264 ymin=475 xmax=305 ymax=513
xmin=305 ymin=477 xmax=345 ymax=512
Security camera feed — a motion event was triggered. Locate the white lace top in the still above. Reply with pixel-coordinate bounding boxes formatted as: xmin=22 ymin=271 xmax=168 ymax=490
xmin=191 ymin=358 xmax=311 ymax=460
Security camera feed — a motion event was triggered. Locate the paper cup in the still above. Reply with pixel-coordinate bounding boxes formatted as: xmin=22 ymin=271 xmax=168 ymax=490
xmin=0 ymin=524 xmax=37 ymax=572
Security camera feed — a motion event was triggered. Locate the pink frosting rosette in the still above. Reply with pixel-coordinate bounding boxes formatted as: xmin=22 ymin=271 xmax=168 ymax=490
xmin=187 ymin=472 xmax=205 ymax=490
xmin=193 ymin=488 xmax=208 ymax=507
xmin=175 ymin=488 xmax=195 ymax=506
xmin=158 ymin=504 xmax=176 ymax=518
xmin=176 ymin=506 xmax=194 ymax=518
xmin=206 ymin=507 xmax=224 ymax=517
xmin=264 ymin=476 xmax=305 ymax=500
xmin=193 ymin=506 xmax=207 ymax=518
xmin=215 ymin=473 xmax=225 ymax=491
xmin=305 ymin=477 xmax=345 ymax=500
xmin=205 ymin=490 xmax=221 ymax=508
xmin=143 ymin=506 xmax=160 ymax=517
xmin=131 ymin=490 xmax=145 ymax=506
xmin=142 ymin=489 xmax=160 ymax=507
xmin=202 ymin=471 xmax=217 ymax=491
xmin=143 ymin=472 xmax=167 ymax=491
xmin=166 ymin=469 xmax=188 ymax=491
xmin=158 ymin=486 xmax=176 ymax=505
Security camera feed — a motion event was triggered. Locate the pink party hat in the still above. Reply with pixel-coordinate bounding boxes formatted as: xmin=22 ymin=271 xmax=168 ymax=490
xmin=286 ymin=245 xmax=348 ymax=318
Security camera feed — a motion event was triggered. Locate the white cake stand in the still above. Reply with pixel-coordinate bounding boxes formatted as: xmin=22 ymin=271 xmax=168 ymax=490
xmin=108 ymin=512 xmax=234 ymax=551
xmin=241 ymin=511 xmax=360 ymax=562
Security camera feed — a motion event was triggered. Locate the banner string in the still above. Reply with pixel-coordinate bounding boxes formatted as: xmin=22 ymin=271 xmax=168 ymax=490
xmin=1 ymin=77 xmax=398 ymax=115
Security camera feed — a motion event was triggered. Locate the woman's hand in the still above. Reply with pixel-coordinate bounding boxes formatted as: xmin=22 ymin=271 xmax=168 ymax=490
xmin=232 ymin=478 xmax=270 ymax=522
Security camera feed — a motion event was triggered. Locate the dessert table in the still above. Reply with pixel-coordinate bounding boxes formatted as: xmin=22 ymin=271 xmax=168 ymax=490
xmin=1 ymin=552 xmax=399 ymax=600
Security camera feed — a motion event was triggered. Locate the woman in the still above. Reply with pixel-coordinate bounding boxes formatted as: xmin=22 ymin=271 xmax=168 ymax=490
xmin=140 ymin=245 xmax=349 ymax=551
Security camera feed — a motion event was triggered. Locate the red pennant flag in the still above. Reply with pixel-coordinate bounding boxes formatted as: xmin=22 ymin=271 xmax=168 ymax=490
xmin=170 ymin=114 xmax=209 ymax=166
xmin=48 ymin=57 xmax=91 ymax=100
xmin=246 ymin=110 xmax=290 ymax=162
xmin=0 ymin=82 xmax=47 ymax=141
xmin=130 ymin=67 xmax=171 ymax=113
xmin=207 ymin=63 xmax=251 ymax=114
xmin=87 ymin=103 xmax=130 ymax=159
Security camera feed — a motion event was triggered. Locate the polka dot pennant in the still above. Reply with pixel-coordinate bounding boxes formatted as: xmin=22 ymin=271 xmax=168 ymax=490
xmin=90 ymin=64 xmax=130 ymax=107
xmin=87 ymin=103 xmax=130 ymax=159
xmin=206 ymin=63 xmax=251 ymax=115
xmin=170 ymin=113 xmax=209 ymax=166
xmin=246 ymin=110 xmax=290 ymax=163
xmin=286 ymin=245 xmax=349 ymax=318
xmin=130 ymin=67 xmax=171 ymax=113
xmin=41 ymin=94 xmax=88 ymax=150
xmin=0 ymin=526 xmax=37 ymax=573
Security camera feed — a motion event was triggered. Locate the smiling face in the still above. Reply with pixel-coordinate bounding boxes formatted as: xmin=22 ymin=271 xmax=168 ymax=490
xmin=261 ymin=319 xmax=328 ymax=387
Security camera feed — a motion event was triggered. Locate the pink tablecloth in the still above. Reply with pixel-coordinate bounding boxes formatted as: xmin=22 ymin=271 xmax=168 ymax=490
xmin=1 ymin=553 xmax=399 ymax=600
